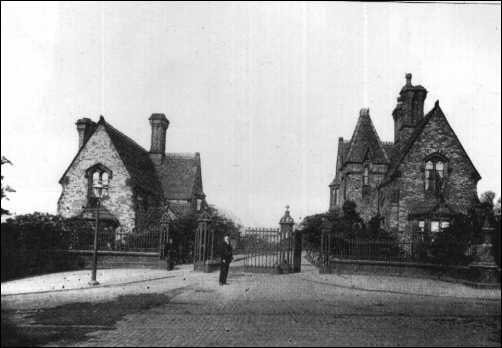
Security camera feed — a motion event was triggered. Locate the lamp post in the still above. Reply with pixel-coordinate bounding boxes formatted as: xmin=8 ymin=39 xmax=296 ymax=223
xmin=89 ymin=178 xmax=108 ymax=285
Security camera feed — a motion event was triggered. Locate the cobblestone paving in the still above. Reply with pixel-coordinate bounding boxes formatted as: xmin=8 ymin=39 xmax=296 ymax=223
xmin=62 ymin=263 xmax=501 ymax=347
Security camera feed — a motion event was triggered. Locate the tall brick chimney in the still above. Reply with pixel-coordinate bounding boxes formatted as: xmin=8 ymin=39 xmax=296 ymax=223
xmin=392 ymin=73 xmax=427 ymax=151
xmin=149 ymin=113 xmax=169 ymax=164
xmin=75 ymin=118 xmax=96 ymax=150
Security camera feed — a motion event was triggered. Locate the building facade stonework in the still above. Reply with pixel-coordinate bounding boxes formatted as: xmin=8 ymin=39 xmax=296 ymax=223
xmin=58 ymin=114 xmax=206 ymax=233
xmin=329 ymin=74 xmax=481 ymax=241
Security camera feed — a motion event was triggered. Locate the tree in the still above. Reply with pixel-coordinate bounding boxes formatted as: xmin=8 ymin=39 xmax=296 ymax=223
xmin=480 ymin=191 xmax=496 ymax=207
xmin=168 ymin=205 xmax=242 ymax=263
xmin=1 ymin=156 xmax=15 ymax=216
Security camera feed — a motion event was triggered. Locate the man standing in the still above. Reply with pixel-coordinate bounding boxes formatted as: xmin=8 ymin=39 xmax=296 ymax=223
xmin=219 ymin=235 xmax=233 ymax=285
xmin=164 ymin=237 xmax=176 ymax=271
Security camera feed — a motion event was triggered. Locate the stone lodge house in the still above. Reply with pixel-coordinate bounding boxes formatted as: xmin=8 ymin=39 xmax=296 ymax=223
xmin=58 ymin=113 xmax=206 ymax=233
xmin=329 ymin=74 xmax=481 ymax=241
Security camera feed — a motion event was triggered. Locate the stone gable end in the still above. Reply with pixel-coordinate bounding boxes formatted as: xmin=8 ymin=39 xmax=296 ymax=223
xmin=398 ymin=111 xmax=479 ymax=216
xmin=57 ymin=124 xmax=136 ymax=232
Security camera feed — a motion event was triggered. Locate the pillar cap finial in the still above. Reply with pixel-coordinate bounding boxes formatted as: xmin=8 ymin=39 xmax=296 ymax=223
xmin=405 ymin=73 xmax=412 ymax=86
xmin=280 ymin=205 xmax=294 ymax=225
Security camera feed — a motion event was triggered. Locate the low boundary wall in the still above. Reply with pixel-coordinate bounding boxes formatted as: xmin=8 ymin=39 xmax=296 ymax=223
xmin=55 ymin=250 xmax=167 ymax=270
xmin=307 ymin=253 xmax=500 ymax=288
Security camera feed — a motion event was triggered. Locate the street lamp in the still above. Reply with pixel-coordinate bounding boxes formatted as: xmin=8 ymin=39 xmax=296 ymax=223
xmin=89 ymin=176 xmax=109 ymax=286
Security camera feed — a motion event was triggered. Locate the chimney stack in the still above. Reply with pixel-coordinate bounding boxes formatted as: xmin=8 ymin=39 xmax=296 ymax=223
xmin=393 ymin=73 xmax=427 ymax=151
xmin=405 ymin=73 xmax=412 ymax=86
xmin=149 ymin=113 xmax=169 ymax=155
xmin=76 ymin=118 xmax=96 ymax=150
xmin=359 ymin=108 xmax=370 ymax=117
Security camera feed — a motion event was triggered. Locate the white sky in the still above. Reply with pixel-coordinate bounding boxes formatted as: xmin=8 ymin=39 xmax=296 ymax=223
xmin=1 ymin=2 xmax=501 ymax=227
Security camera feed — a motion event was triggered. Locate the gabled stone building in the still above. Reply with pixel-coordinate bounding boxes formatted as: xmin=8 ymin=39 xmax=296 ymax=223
xmin=57 ymin=113 xmax=206 ymax=233
xmin=329 ymin=74 xmax=481 ymax=241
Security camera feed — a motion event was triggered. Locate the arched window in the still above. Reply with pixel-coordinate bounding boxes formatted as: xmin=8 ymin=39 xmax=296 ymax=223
xmin=424 ymin=155 xmax=447 ymax=196
xmin=86 ymin=164 xmax=112 ymax=207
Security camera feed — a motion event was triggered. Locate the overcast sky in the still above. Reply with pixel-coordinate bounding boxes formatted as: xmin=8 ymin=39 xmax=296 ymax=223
xmin=1 ymin=2 xmax=501 ymax=226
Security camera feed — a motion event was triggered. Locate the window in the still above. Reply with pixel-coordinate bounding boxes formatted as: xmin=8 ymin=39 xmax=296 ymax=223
xmin=86 ymin=164 xmax=112 ymax=207
xmin=363 ymin=166 xmax=369 ymax=186
xmin=431 ymin=221 xmax=440 ymax=233
xmin=418 ymin=221 xmax=425 ymax=233
xmin=335 ymin=188 xmax=340 ymax=205
xmin=196 ymin=198 xmax=203 ymax=211
xmin=425 ymin=161 xmax=434 ymax=190
xmin=440 ymin=221 xmax=450 ymax=230
xmin=424 ymin=156 xmax=447 ymax=195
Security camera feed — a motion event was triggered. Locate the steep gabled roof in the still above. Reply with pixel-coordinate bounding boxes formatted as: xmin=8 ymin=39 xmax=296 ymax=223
xmin=381 ymin=101 xmax=481 ymax=186
xmin=329 ymin=140 xmax=350 ymax=187
xmin=101 ymin=118 xmax=162 ymax=196
xmin=59 ymin=116 xmax=162 ymax=196
xmin=344 ymin=109 xmax=390 ymax=165
xmin=382 ymin=141 xmax=397 ymax=163
xmin=154 ymin=153 xmax=204 ymax=200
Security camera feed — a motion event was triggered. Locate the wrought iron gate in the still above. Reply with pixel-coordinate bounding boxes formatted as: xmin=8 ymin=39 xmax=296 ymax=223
xmin=241 ymin=207 xmax=302 ymax=273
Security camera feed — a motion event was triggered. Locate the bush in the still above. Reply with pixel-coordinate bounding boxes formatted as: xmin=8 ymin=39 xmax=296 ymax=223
xmin=426 ymin=214 xmax=474 ymax=265
xmin=1 ymin=213 xmax=89 ymax=281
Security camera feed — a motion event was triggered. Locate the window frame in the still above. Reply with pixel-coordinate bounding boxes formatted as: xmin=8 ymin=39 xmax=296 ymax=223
xmin=85 ymin=164 xmax=112 ymax=207
xmin=424 ymin=154 xmax=448 ymax=196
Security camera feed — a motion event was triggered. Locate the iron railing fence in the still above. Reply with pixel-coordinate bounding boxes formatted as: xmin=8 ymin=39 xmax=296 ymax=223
xmin=68 ymin=226 xmax=166 ymax=253
xmin=318 ymin=236 xmax=475 ymax=265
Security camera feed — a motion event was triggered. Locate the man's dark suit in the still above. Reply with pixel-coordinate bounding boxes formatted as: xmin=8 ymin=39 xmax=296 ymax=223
xmin=219 ymin=241 xmax=233 ymax=285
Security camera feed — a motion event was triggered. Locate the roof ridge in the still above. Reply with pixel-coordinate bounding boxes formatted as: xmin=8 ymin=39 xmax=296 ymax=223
xmin=366 ymin=113 xmax=390 ymax=163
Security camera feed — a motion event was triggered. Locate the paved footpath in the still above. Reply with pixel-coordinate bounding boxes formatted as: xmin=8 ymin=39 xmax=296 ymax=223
xmin=2 ymin=260 xmax=501 ymax=347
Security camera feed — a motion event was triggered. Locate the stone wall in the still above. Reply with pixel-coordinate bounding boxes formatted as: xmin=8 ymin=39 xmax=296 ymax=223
xmin=57 ymin=124 xmax=136 ymax=232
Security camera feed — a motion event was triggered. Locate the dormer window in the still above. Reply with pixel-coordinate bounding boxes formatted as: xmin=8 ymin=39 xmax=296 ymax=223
xmin=424 ymin=155 xmax=447 ymax=196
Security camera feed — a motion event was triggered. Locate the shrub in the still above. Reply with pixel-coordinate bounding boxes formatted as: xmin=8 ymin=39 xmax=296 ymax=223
xmin=1 ymin=213 xmax=88 ymax=281
xmin=427 ymin=214 xmax=474 ymax=265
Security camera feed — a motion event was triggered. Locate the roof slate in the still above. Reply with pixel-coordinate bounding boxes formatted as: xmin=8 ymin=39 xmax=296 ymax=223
xmin=344 ymin=111 xmax=390 ymax=164
xmin=101 ymin=118 xmax=162 ymax=196
xmin=154 ymin=153 xmax=203 ymax=200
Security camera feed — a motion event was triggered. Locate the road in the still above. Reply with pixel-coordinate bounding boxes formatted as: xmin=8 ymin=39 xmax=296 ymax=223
xmin=2 ymin=261 xmax=500 ymax=347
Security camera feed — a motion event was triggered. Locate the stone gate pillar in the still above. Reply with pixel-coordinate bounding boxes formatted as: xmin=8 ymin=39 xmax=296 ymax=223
xmin=469 ymin=215 xmax=501 ymax=283
xmin=194 ymin=210 xmax=217 ymax=272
